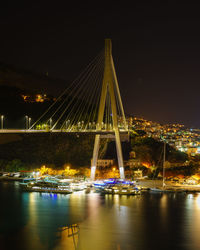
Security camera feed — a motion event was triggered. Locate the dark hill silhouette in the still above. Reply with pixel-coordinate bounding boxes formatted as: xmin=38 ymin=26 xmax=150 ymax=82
xmin=0 ymin=62 xmax=68 ymax=95
xmin=0 ymin=63 xmax=71 ymax=128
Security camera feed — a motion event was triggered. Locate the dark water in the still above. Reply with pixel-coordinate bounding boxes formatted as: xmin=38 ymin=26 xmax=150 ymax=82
xmin=0 ymin=182 xmax=200 ymax=250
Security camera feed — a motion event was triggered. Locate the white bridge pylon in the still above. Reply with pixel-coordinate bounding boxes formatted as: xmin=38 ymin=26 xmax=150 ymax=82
xmin=91 ymin=39 xmax=127 ymax=180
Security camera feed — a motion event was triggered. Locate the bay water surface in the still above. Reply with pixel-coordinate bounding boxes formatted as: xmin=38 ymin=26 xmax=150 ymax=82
xmin=0 ymin=181 xmax=200 ymax=250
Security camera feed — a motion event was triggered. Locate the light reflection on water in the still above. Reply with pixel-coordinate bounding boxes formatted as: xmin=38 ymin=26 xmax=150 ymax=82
xmin=184 ymin=193 xmax=200 ymax=250
xmin=1 ymin=183 xmax=200 ymax=250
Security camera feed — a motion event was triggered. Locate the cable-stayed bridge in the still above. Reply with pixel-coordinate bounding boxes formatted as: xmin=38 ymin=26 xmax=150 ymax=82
xmin=0 ymin=39 xmax=128 ymax=180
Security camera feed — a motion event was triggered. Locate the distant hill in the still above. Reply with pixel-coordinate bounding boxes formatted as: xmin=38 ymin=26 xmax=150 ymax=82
xmin=0 ymin=63 xmax=72 ymax=128
xmin=0 ymin=85 xmax=54 ymax=128
xmin=0 ymin=62 xmax=67 ymax=95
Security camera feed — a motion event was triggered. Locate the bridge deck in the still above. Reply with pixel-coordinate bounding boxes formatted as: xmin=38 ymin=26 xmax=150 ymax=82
xmin=0 ymin=129 xmax=129 ymax=135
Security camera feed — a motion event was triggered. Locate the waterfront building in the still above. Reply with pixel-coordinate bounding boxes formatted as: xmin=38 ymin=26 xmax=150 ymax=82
xmin=91 ymin=159 xmax=114 ymax=168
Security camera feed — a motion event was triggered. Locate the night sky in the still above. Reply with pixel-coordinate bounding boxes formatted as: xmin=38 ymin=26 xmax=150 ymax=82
xmin=1 ymin=2 xmax=200 ymax=127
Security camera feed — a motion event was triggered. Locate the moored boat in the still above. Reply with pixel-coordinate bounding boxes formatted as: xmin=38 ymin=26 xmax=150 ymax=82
xmin=22 ymin=185 xmax=73 ymax=194
xmin=20 ymin=178 xmax=73 ymax=194
xmin=103 ymin=184 xmax=141 ymax=195
xmin=150 ymin=187 xmax=186 ymax=193
xmin=150 ymin=187 xmax=173 ymax=193
xmin=93 ymin=178 xmax=141 ymax=195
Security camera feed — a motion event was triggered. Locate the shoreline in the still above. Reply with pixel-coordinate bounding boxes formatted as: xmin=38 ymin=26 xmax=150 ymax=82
xmin=138 ymin=180 xmax=200 ymax=192
xmin=1 ymin=177 xmax=200 ymax=193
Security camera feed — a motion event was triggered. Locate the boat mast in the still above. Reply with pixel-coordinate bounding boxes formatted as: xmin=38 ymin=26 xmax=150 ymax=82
xmin=162 ymin=140 xmax=166 ymax=188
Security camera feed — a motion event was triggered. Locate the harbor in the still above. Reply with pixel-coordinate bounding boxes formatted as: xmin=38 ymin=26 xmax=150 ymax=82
xmin=1 ymin=172 xmax=200 ymax=194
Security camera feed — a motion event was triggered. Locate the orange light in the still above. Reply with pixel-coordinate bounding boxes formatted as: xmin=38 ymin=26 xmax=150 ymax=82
xmin=142 ymin=162 xmax=151 ymax=168
xmin=36 ymin=94 xmax=44 ymax=102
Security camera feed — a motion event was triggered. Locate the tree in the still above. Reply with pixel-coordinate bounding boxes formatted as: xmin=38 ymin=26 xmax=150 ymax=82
xmin=167 ymin=148 xmax=188 ymax=163
xmin=5 ymin=159 xmax=25 ymax=172
xmin=132 ymin=137 xmax=163 ymax=167
xmin=131 ymin=137 xmax=188 ymax=166
xmin=0 ymin=159 xmax=8 ymax=171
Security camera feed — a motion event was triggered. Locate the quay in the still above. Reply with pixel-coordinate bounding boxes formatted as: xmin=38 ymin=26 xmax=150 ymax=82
xmin=138 ymin=180 xmax=200 ymax=193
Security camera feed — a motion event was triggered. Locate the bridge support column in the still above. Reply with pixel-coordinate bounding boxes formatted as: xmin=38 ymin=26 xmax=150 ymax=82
xmin=91 ymin=134 xmax=100 ymax=180
xmin=114 ymin=129 xmax=125 ymax=179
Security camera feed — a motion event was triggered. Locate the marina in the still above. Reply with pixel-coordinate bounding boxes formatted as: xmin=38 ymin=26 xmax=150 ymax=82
xmin=19 ymin=177 xmax=142 ymax=195
xmin=2 ymin=173 xmax=200 ymax=194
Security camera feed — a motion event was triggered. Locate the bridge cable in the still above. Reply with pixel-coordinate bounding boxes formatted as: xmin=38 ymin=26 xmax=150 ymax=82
xmin=51 ymin=50 xmax=104 ymax=130
xmin=29 ymin=50 xmax=103 ymax=130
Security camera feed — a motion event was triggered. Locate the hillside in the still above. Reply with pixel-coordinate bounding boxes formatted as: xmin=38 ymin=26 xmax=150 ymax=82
xmin=0 ymin=63 xmax=70 ymax=128
xmin=0 ymin=133 xmax=94 ymax=168
xmin=0 ymin=62 xmax=67 ymax=94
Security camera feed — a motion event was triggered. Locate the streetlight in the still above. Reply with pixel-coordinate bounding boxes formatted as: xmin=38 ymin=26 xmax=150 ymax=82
xmin=49 ymin=118 xmax=52 ymax=129
xmin=25 ymin=116 xmax=28 ymax=130
xmin=28 ymin=117 xmax=31 ymax=129
xmin=89 ymin=122 xmax=91 ymax=130
xmin=66 ymin=120 xmax=70 ymax=130
xmin=1 ymin=115 xmax=4 ymax=129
